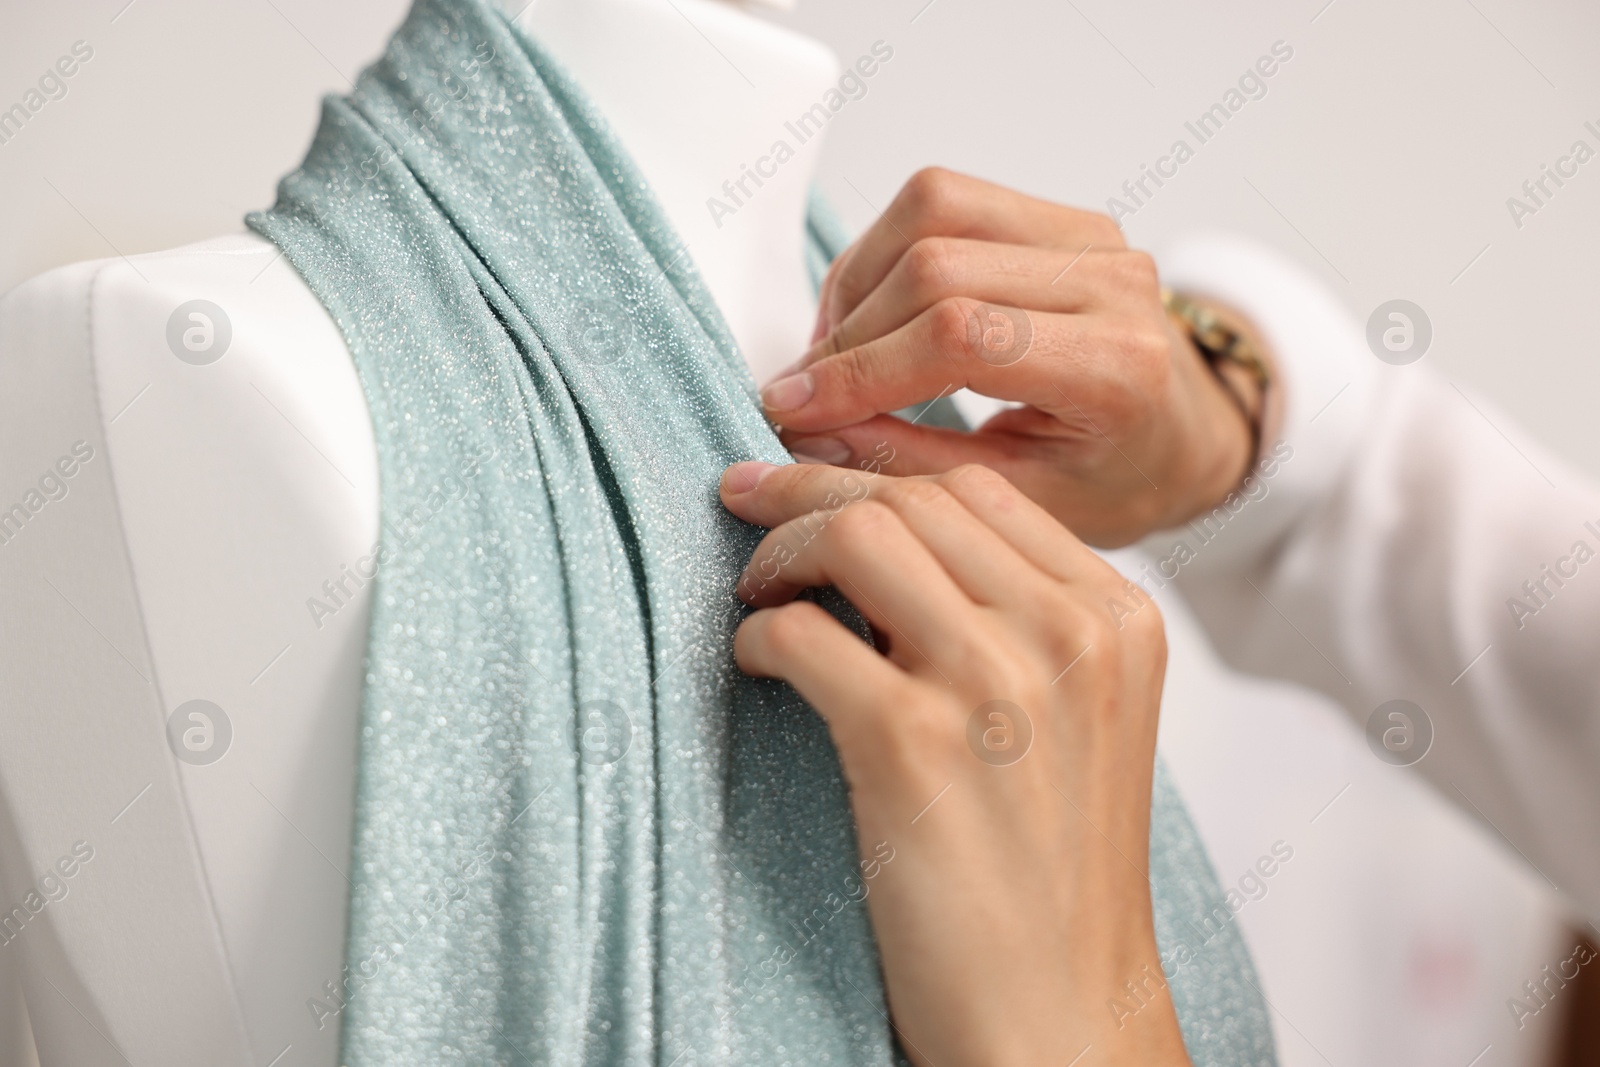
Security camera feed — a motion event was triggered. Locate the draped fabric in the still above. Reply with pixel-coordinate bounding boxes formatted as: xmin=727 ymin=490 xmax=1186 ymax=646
xmin=246 ymin=1 xmax=1277 ymax=1062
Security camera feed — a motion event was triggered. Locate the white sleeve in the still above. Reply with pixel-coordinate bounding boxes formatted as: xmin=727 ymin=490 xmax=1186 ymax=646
xmin=1146 ymin=233 xmax=1600 ymax=921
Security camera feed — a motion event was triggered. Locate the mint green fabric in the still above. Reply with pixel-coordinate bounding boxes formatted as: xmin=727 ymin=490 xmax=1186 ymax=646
xmin=247 ymin=1 xmax=1277 ymax=1063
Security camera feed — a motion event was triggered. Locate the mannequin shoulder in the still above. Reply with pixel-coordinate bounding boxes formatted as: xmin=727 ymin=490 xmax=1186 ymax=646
xmin=2 ymin=232 xmax=316 ymax=336
xmin=0 ymin=230 xmax=376 ymax=507
xmin=1 ymin=232 xmax=346 ymax=393
xmin=2 ymin=232 xmax=336 ymax=365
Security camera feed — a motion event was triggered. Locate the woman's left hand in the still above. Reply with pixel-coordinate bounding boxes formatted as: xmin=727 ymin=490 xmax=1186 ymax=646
xmin=759 ymin=168 xmax=1258 ymax=548
xmin=720 ymin=459 xmax=1190 ymax=1067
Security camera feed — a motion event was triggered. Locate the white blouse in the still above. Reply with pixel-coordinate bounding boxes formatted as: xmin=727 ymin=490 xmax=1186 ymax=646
xmin=1154 ymin=231 xmax=1600 ymax=923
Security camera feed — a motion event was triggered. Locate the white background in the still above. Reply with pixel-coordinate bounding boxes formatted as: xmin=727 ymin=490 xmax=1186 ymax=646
xmin=2 ymin=0 xmax=1595 ymax=1063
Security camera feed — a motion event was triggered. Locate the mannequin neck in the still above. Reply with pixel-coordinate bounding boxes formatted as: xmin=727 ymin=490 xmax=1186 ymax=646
xmin=519 ymin=0 xmax=840 ymax=383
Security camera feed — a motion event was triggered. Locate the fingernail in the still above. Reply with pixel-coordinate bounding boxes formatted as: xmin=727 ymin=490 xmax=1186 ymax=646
xmin=788 ymin=437 xmax=851 ymax=465
xmin=760 ymin=372 xmax=814 ymax=412
xmin=722 ymin=461 xmax=779 ymax=494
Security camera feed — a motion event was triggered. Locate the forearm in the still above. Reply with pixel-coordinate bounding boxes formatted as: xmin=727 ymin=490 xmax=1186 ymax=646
xmin=1151 ymin=235 xmax=1600 ymax=919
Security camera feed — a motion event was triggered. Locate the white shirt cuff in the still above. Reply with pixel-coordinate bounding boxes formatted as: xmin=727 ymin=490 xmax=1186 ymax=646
xmin=1140 ymin=232 xmax=1379 ymax=574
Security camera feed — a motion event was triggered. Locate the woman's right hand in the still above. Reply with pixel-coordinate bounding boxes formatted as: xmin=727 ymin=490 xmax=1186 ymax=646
xmin=720 ymin=459 xmax=1190 ymax=1067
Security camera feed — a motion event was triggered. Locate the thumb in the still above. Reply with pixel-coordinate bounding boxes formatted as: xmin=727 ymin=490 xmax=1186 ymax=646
xmin=779 ymin=414 xmax=1057 ymax=488
xmin=779 ymin=415 xmax=1149 ymax=546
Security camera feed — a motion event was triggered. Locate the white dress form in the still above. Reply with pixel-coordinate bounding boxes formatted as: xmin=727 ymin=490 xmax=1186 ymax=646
xmin=0 ymin=3 xmax=839 ymax=1064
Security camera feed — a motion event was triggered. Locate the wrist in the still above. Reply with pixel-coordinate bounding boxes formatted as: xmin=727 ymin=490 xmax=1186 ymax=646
xmin=1148 ymin=324 xmax=1252 ymax=532
xmin=1083 ymin=911 xmax=1192 ymax=1064
xmin=1045 ymin=878 xmax=1191 ymax=1066
xmin=1159 ymin=292 xmax=1275 ymax=530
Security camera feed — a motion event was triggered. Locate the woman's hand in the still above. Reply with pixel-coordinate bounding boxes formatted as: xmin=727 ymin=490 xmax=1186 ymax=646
xmin=720 ymin=459 xmax=1191 ymax=1067
xmin=760 ymin=167 xmax=1260 ymax=547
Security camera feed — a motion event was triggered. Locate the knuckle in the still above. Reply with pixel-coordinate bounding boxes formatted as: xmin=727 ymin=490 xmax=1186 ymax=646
xmin=1038 ymin=584 xmax=1169 ymax=716
xmin=756 ymin=467 xmax=811 ymax=511
xmin=1083 ymin=211 xmax=1126 ymax=247
xmin=1037 ymin=620 xmax=1089 ymax=679
xmin=899 ymin=166 xmax=964 ymax=225
xmin=814 ymin=322 xmax=848 ymax=360
xmin=824 ymin=347 xmax=876 ymax=399
xmin=1085 ymin=578 xmax=1167 ymax=658
xmin=1074 ymin=603 xmax=1122 ymax=655
xmin=1125 ymin=594 xmax=1167 ymax=644
xmin=1121 ymin=616 xmax=1169 ymax=684
xmin=927 ymin=296 xmax=980 ymax=362
xmin=940 ymin=462 xmax=1011 ymax=497
xmin=1096 ymin=318 xmax=1172 ymax=411
xmin=828 ymin=498 xmax=899 ymax=546
xmin=832 ymin=265 xmax=874 ymax=318
xmin=903 ymin=236 xmax=960 ymax=298
xmin=882 ymin=476 xmax=951 ymax=512
xmin=1133 ymin=322 xmax=1175 ymax=389
xmin=792 ymin=461 xmax=842 ymax=496
xmin=1120 ymin=317 xmax=1170 ymax=360
xmin=1113 ymin=249 xmax=1159 ymax=291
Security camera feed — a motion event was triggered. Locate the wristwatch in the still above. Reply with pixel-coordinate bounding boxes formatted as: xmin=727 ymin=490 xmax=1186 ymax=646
xmin=1161 ymin=288 xmax=1272 ymax=463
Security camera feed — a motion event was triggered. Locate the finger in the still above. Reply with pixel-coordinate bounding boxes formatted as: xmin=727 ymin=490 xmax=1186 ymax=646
xmin=776 ymin=419 xmax=1139 ymax=570
xmin=763 ymin=300 xmax=1165 ymax=433
xmin=721 ymin=461 xmax=1044 ymax=605
xmin=721 ymin=477 xmax=977 ymax=674
xmin=783 ymin=413 xmax=1052 ymax=487
xmin=811 ymin=241 xmax=856 ymax=346
xmin=734 ymin=600 xmax=908 ymax=733
xmin=721 ymin=459 xmax=877 ymax=528
xmin=818 ymin=168 xmax=1124 ymax=338
xmin=932 ymin=464 xmax=1113 ymax=586
xmin=801 ymin=243 xmax=1152 ymax=375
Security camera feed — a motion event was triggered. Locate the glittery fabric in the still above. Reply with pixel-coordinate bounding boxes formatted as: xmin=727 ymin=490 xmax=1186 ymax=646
xmin=246 ymin=0 xmax=1276 ymax=1062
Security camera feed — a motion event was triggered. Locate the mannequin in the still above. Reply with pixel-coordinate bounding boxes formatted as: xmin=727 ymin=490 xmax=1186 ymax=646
xmin=0 ymin=2 xmax=840 ymax=1063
